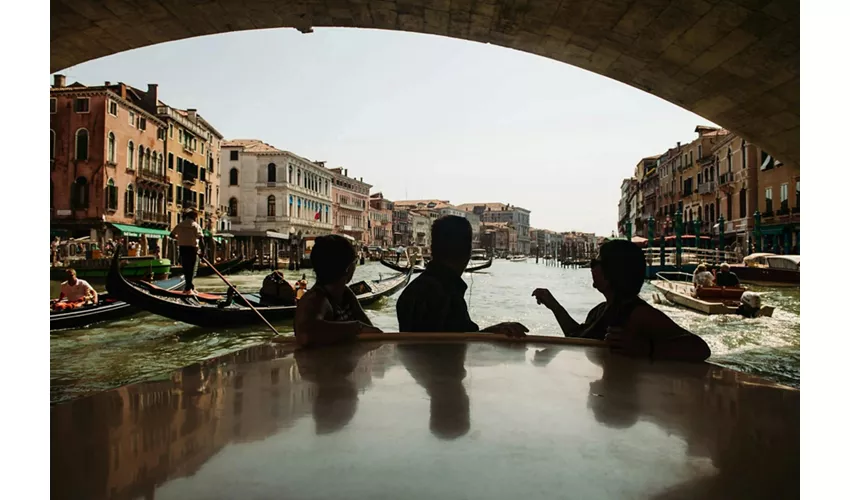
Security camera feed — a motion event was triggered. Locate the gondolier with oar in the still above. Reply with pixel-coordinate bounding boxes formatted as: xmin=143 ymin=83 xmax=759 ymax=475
xmin=170 ymin=209 xmax=206 ymax=295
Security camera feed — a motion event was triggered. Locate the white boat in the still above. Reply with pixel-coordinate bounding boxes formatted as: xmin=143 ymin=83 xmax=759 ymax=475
xmin=509 ymin=255 xmax=527 ymax=262
xmin=470 ymin=249 xmax=489 ymax=261
xmin=650 ymin=272 xmax=774 ymax=317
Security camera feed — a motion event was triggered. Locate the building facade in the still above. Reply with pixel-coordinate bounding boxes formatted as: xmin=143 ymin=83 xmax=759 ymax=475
xmin=221 ymin=139 xmax=334 ymax=238
xmin=50 ymin=75 xmax=168 ymax=247
xmin=457 ymin=203 xmax=531 ymax=254
xmin=409 ymin=211 xmax=431 ymax=248
xmin=392 ymin=209 xmax=411 ymax=248
xmin=368 ymin=192 xmax=394 ymax=249
xmin=330 ymin=168 xmax=371 ymax=245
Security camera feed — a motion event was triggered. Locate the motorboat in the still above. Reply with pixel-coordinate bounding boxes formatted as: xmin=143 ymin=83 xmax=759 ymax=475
xmin=650 ymin=272 xmax=774 ymax=317
xmin=730 ymin=253 xmax=800 ymax=287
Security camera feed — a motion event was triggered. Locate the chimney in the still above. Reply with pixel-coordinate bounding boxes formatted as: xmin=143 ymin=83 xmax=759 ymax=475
xmin=146 ymin=84 xmax=159 ymax=110
xmin=104 ymin=81 xmax=111 ymax=86
xmin=118 ymin=82 xmax=127 ymax=100
xmin=187 ymin=108 xmax=197 ymax=120
xmin=344 ymin=168 xmax=348 ymax=177
xmin=677 ymin=141 xmax=681 ymax=149
xmin=53 ymin=74 xmax=66 ymax=88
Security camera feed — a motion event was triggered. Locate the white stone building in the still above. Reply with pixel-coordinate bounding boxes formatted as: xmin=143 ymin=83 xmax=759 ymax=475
xmin=221 ymin=139 xmax=333 ymax=238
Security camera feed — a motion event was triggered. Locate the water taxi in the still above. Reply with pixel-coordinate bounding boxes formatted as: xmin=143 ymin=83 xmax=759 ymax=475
xmin=730 ymin=253 xmax=800 ymax=287
xmin=650 ymin=272 xmax=774 ymax=317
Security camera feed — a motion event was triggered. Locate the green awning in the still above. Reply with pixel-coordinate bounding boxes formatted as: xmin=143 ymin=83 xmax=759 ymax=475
xmin=110 ymin=223 xmax=171 ymax=238
xmin=203 ymin=230 xmax=212 ymax=237
xmin=758 ymin=224 xmax=798 ymax=236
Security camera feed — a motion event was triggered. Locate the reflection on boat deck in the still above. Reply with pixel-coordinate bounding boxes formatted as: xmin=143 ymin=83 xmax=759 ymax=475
xmin=51 ymin=339 xmax=798 ymax=500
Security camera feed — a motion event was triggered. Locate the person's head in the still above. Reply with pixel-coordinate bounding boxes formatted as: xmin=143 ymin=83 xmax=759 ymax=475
xmin=720 ymin=262 xmax=730 ymax=272
xmin=430 ymin=216 xmax=473 ymax=273
xmin=311 ymin=234 xmax=357 ymax=285
xmin=184 ymin=209 xmax=198 ymax=221
xmin=590 ymin=240 xmax=646 ymax=299
xmin=696 ymin=263 xmax=707 ymax=273
xmin=65 ymin=268 xmax=77 ymax=283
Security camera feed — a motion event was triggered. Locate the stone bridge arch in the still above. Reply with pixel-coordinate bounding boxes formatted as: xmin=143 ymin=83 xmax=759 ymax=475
xmin=51 ymin=0 xmax=799 ymax=167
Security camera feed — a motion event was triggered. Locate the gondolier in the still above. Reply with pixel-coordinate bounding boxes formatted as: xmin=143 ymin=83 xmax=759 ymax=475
xmin=170 ymin=210 xmax=206 ymax=294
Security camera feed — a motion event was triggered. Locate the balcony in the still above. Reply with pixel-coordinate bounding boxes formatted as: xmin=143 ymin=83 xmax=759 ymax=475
xmin=138 ymin=168 xmax=168 ymax=184
xmin=340 ymin=201 xmax=365 ymax=211
xmin=698 ymin=181 xmax=716 ymax=195
xmin=136 ymin=211 xmax=168 ymax=224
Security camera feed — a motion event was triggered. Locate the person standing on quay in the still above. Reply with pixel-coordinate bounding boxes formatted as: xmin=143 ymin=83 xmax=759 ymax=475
xmin=170 ymin=210 xmax=205 ymax=294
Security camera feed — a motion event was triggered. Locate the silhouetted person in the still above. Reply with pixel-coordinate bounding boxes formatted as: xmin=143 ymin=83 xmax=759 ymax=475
xmin=398 ymin=344 xmax=470 ymax=440
xmin=715 ymin=263 xmax=740 ymax=287
xmin=396 ymin=215 xmax=528 ymax=336
xmin=295 ymin=235 xmax=381 ymax=347
xmin=532 ymin=240 xmax=710 ymax=362
xmin=170 ymin=209 xmax=205 ymax=294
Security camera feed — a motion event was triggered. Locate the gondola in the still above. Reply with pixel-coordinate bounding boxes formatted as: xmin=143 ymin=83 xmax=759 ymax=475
xmin=171 ymin=255 xmax=244 ymax=277
xmin=379 ymin=257 xmax=492 ymax=274
xmin=228 ymin=256 xmax=258 ymax=274
xmin=107 ymin=252 xmax=413 ymax=328
xmin=50 ymin=276 xmax=185 ymax=331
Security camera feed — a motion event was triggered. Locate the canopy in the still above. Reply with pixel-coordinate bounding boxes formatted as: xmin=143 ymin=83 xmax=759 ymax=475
xmin=110 ymin=223 xmax=171 ymax=238
xmin=230 ymin=230 xmax=289 ymax=240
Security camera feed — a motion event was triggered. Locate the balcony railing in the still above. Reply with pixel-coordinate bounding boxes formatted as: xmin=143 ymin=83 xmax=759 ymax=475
xmin=340 ymin=201 xmax=365 ymax=211
xmin=698 ymin=181 xmax=716 ymax=195
xmin=136 ymin=211 xmax=168 ymax=224
xmin=138 ymin=168 xmax=168 ymax=183
xmin=718 ymin=172 xmax=733 ymax=185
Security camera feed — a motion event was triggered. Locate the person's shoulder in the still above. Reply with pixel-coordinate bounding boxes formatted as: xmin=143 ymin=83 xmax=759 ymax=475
xmin=78 ymin=279 xmax=93 ymax=287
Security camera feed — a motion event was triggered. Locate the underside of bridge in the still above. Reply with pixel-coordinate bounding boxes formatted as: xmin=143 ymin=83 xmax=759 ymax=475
xmin=51 ymin=0 xmax=799 ymax=167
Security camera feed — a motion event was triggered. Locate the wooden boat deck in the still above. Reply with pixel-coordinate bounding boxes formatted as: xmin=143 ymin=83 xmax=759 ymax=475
xmin=50 ymin=336 xmax=799 ymax=500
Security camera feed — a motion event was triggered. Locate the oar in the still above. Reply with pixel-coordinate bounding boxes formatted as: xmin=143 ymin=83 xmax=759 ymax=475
xmin=201 ymin=256 xmax=280 ymax=336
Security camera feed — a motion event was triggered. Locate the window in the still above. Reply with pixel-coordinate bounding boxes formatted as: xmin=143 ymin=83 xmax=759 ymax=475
xmin=74 ymin=129 xmax=89 ymax=161
xmin=71 ymin=177 xmax=88 ymax=208
xmin=288 ymin=165 xmax=293 ymax=183
xmin=168 ymin=183 xmax=173 ymax=203
xmin=726 ymin=195 xmax=732 ymax=220
xmin=176 ymin=186 xmax=183 ymax=204
xmin=780 ymin=183 xmax=789 ymax=211
xmin=50 ymin=130 xmax=55 ymax=160
xmin=698 ymin=145 xmax=702 ymax=158
xmin=138 ymin=147 xmax=145 ymax=172
xmin=137 ymin=117 xmax=147 ymax=131
xmin=177 ymin=157 xmax=183 ymax=173
xmin=268 ymin=195 xmax=276 ymax=216
xmin=157 ymin=153 xmax=163 ymax=174
xmin=178 ymin=129 xmax=183 ymax=142
xmin=200 ymin=193 xmax=205 ymax=209
xmin=125 ymin=184 xmax=135 ymax=214
xmin=50 ymin=98 xmax=57 ymax=113
xmin=268 ymin=163 xmax=276 ymax=183
xmin=74 ymin=98 xmax=90 ymax=113
xmin=230 ymin=150 xmax=239 ymax=161
xmin=106 ymin=132 xmax=116 ymax=163
xmin=127 ymin=141 xmax=135 ymax=170
xmin=229 ymin=197 xmax=238 ymax=216
xmin=229 ymin=168 xmax=238 ymax=186
xmin=760 ymin=151 xmax=774 ymax=171
xmin=201 ymin=142 xmax=204 ymax=155
xmin=739 ymin=188 xmax=747 ymax=218
xmin=108 ymin=100 xmax=118 ymax=116
xmin=765 ymin=187 xmax=773 ymax=214
xmin=129 ymin=111 xmax=136 ymax=126
xmin=325 ymin=179 xmax=328 ymax=194
xmin=105 ymin=179 xmax=118 ymax=211
xmin=297 ymin=169 xmax=301 ymax=186
xmin=168 ymin=153 xmax=174 ymax=170
xmin=169 ymin=123 xmax=173 ymax=138
xmin=796 ymin=181 xmax=800 ymax=208
xmin=157 ymin=127 xmax=166 ymax=141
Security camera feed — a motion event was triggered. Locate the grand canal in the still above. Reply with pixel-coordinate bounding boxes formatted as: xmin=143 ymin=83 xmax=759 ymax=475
xmin=50 ymin=260 xmax=800 ymax=404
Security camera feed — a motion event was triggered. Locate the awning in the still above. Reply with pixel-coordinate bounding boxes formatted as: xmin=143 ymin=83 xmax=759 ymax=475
xmin=203 ymin=230 xmax=212 ymax=237
xmin=230 ymin=229 xmax=289 ymax=240
xmin=758 ymin=224 xmax=796 ymax=236
xmin=110 ymin=223 xmax=171 ymax=238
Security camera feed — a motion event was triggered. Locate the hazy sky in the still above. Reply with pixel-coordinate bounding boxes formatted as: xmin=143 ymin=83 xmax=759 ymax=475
xmin=55 ymin=28 xmax=716 ymax=234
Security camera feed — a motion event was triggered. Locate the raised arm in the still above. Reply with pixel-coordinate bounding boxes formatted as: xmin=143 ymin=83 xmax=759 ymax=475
xmin=532 ymin=288 xmax=583 ymax=336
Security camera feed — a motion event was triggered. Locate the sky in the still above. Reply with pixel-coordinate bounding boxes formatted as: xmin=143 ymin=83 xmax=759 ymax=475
xmin=54 ymin=28 xmax=716 ymax=235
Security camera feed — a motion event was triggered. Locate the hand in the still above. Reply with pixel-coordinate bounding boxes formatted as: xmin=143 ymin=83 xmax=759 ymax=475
xmin=359 ymin=324 xmax=383 ymax=334
xmin=532 ymin=288 xmax=560 ymax=310
xmin=605 ymin=327 xmax=652 ymax=358
xmin=483 ymin=322 xmax=529 ymax=338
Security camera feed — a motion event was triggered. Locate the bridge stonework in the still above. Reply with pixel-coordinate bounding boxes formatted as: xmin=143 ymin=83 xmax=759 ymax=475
xmin=51 ymin=0 xmax=799 ymax=168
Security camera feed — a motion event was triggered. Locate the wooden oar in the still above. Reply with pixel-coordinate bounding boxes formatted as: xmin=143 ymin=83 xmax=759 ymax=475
xmin=201 ymin=256 xmax=280 ymax=336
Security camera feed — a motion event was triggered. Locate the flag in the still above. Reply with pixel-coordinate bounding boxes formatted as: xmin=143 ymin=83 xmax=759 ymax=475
xmin=314 ymin=211 xmax=321 ymax=220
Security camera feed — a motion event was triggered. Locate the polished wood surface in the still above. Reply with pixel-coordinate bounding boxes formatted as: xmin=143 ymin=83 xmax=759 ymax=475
xmin=51 ymin=339 xmax=799 ymax=500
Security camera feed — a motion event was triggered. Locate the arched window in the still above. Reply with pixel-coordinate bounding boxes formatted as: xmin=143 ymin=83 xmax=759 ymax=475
xmin=125 ymin=184 xmax=135 ymax=214
xmin=268 ymin=163 xmax=276 ymax=183
xmin=726 ymin=148 xmax=732 ymax=173
xmin=107 ymin=132 xmax=116 ymax=163
xmin=50 ymin=130 xmax=55 ymax=160
xmin=697 ymin=205 xmax=703 ymax=222
xmin=157 ymin=153 xmax=163 ymax=174
xmin=145 ymin=149 xmax=151 ymax=171
xmin=297 ymin=169 xmax=301 ymax=186
xmin=127 ymin=141 xmax=135 ymax=170
xmin=138 ymin=147 xmax=145 ymax=172
xmin=229 ymin=168 xmax=238 ymax=186
xmin=75 ymin=129 xmax=89 ymax=161
xmin=288 ymin=165 xmax=293 ymax=183
xmin=267 ymin=195 xmax=276 ymax=216
xmin=71 ymin=177 xmax=88 ymax=208
xmin=324 ymin=179 xmax=329 ymax=194
xmin=229 ymin=197 xmax=238 ymax=216
xmin=709 ymin=203 xmax=715 ymax=224
xmin=105 ymin=178 xmax=118 ymax=211
xmin=739 ymin=188 xmax=747 ymax=218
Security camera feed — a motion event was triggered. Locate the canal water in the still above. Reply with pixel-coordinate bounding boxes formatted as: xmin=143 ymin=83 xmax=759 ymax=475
xmin=50 ymin=260 xmax=800 ymax=404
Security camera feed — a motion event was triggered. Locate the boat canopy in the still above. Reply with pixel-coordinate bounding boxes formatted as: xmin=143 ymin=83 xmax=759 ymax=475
xmin=230 ymin=230 xmax=289 ymax=240
xmin=766 ymin=255 xmax=800 ymax=270
xmin=110 ymin=223 xmax=171 ymax=238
